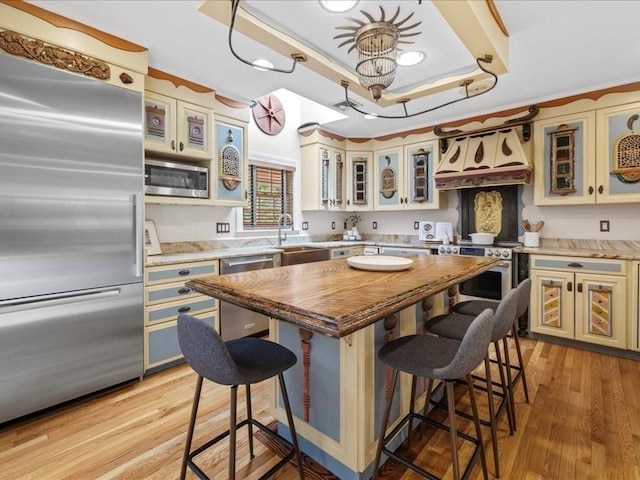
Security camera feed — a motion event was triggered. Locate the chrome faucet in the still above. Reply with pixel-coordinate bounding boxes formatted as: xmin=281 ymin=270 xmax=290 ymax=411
xmin=277 ymin=213 xmax=293 ymax=246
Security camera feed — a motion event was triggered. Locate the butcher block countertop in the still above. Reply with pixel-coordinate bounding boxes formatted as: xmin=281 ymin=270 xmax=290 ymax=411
xmin=187 ymin=255 xmax=498 ymax=338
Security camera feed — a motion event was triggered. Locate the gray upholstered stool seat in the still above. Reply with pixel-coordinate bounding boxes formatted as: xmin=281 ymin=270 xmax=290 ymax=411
xmin=177 ymin=314 xmax=305 ymax=480
xmin=424 ymin=287 xmax=519 ymax=478
xmin=373 ymin=309 xmax=494 ymax=480
xmin=453 ymin=279 xmax=532 ymax=408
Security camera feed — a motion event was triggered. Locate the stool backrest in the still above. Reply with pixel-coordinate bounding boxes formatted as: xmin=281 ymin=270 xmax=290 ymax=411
xmin=515 ymin=278 xmax=532 ymax=318
xmin=436 ymin=308 xmax=494 ymax=379
xmin=491 ymin=287 xmax=519 ymax=342
xmin=177 ymin=313 xmax=240 ymax=385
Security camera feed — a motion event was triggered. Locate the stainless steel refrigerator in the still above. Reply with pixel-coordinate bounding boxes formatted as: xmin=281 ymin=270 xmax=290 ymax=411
xmin=0 ymin=53 xmax=144 ymax=424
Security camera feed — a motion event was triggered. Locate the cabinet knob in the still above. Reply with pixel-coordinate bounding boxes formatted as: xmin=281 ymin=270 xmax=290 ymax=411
xmin=567 ymin=281 xmax=572 ymax=292
xmin=577 ymin=283 xmax=583 ymax=293
xmin=178 ymin=270 xmax=191 ymax=276
xmin=179 ymin=141 xmax=184 ymax=152
xmin=400 ymin=197 xmax=404 ymax=204
xmin=171 ymin=140 xmax=176 ymax=151
xmin=178 ymin=287 xmax=191 ymax=295
xmin=178 ymin=306 xmax=191 ymax=313
xmin=405 ymin=197 xmax=408 ymax=204
xmin=347 ymin=199 xmax=350 ymax=206
xmin=588 ymin=186 xmax=594 ymax=195
xmin=598 ymin=185 xmax=604 ymax=194
xmin=567 ymin=262 xmax=583 ymax=268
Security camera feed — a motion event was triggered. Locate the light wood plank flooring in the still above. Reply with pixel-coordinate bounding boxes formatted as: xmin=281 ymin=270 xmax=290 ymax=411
xmin=1 ymin=337 xmax=639 ymax=479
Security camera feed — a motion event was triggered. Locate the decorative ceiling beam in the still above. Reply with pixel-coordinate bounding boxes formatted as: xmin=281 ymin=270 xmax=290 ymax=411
xmin=198 ymin=0 xmax=508 ymax=108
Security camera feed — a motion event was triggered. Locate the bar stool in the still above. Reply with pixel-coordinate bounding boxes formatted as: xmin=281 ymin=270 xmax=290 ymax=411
xmin=373 ymin=308 xmax=494 ymax=480
xmin=177 ymin=314 xmax=305 ymax=480
xmin=424 ymin=287 xmax=518 ymax=478
xmin=453 ymin=278 xmax=532 ymax=413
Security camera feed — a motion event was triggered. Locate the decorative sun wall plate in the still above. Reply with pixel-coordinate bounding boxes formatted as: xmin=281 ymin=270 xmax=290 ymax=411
xmin=252 ymin=93 xmax=285 ymax=135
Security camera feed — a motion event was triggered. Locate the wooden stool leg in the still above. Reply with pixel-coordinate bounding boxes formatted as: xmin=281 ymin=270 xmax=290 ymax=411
xmin=373 ymin=369 xmax=399 ymax=480
xmin=180 ymin=375 xmax=203 ymax=480
xmin=502 ymin=337 xmax=517 ymax=430
xmin=245 ymin=384 xmax=255 ymax=459
xmin=279 ymin=373 xmax=305 ymax=479
xmin=484 ymin=355 xmax=500 ymax=477
xmin=446 ymin=380 xmax=460 ymax=480
xmin=466 ymin=374 xmax=489 ymax=480
xmin=512 ymin=328 xmax=530 ymax=403
xmin=229 ymin=385 xmax=238 ymax=480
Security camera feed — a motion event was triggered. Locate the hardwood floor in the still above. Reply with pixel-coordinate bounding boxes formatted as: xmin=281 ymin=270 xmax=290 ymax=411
xmin=1 ymin=337 xmax=639 ymax=479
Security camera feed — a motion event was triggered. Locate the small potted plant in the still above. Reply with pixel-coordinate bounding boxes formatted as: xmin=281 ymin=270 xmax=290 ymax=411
xmin=346 ymin=212 xmax=361 ymax=239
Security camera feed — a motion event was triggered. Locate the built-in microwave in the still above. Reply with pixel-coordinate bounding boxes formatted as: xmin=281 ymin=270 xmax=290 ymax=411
xmin=144 ymin=159 xmax=209 ymax=198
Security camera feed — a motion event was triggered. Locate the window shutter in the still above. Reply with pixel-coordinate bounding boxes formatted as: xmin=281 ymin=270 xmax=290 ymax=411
xmin=243 ymin=165 xmax=293 ymax=228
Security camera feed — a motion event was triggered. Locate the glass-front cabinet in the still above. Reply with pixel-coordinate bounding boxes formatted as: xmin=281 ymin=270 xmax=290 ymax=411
xmin=373 ymin=140 xmax=439 ymax=211
xmin=300 ymin=139 xmax=346 ymax=211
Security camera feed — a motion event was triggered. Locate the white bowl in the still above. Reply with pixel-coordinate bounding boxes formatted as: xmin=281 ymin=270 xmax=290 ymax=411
xmin=469 ymin=232 xmax=495 ymax=245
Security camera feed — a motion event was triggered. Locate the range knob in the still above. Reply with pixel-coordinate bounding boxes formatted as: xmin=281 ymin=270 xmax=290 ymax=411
xmin=439 ymin=246 xmax=445 ymax=254
xmin=446 ymin=247 xmax=452 ymax=254
xmin=486 ymin=250 xmax=493 ymax=256
xmin=502 ymin=250 xmax=510 ymax=258
xmin=452 ymin=247 xmax=458 ymax=254
xmin=493 ymin=249 xmax=502 ymax=257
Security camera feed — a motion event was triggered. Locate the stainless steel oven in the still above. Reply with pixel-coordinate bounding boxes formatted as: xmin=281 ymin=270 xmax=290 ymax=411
xmin=438 ymin=244 xmax=515 ymax=302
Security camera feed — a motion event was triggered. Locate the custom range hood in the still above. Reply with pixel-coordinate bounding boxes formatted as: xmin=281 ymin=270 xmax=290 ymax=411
xmin=434 ymin=106 xmax=539 ymax=190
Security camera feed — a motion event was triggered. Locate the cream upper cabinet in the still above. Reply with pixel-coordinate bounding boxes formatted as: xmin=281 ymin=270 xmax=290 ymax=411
xmin=212 ymin=116 xmax=248 ymax=207
xmin=534 ymin=102 xmax=640 ymax=205
xmin=301 ymin=143 xmax=346 ymax=211
xmin=530 ymin=255 xmax=627 ymax=349
xmin=345 ymin=151 xmax=373 ymax=211
xmin=533 ymin=111 xmax=596 ymax=205
xmin=631 ymin=261 xmax=640 ymax=352
xmin=595 ymin=101 xmax=640 ymax=203
xmin=373 ymin=140 xmax=439 ymax=211
xmin=144 ymin=91 xmax=213 ymax=161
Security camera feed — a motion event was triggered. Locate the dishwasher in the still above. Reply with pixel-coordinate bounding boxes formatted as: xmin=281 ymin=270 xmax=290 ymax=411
xmin=220 ymin=254 xmax=274 ymax=341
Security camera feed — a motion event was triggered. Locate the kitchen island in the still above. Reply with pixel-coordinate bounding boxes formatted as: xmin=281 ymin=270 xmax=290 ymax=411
xmin=188 ymin=255 xmax=498 ymax=479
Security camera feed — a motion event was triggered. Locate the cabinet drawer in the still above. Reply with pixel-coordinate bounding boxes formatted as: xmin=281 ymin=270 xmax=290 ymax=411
xmin=145 ymin=281 xmax=205 ymax=306
xmin=331 ymin=248 xmax=351 ymax=259
xmin=530 ymin=256 xmax=626 ymax=276
xmin=144 ymin=311 xmax=218 ymax=372
xmin=145 ymin=297 xmax=217 ymax=326
xmin=145 ymin=261 xmax=218 ymax=286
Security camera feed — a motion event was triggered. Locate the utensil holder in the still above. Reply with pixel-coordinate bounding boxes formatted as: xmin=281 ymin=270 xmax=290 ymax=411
xmin=523 ymin=232 xmax=540 ymax=247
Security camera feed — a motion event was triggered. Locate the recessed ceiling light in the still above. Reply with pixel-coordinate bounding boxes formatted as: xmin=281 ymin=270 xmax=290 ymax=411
xmin=397 ymin=51 xmax=425 ymax=67
xmin=252 ymin=59 xmax=274 ymax=71
xmin=319 ymin=0 xmax=359 ymax=13
xmin=364 ymin=113 xmax=378 ymax=120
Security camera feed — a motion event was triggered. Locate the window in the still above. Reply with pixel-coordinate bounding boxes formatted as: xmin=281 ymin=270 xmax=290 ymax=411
xmin=243 ymin=164 xmax=293 ymax=228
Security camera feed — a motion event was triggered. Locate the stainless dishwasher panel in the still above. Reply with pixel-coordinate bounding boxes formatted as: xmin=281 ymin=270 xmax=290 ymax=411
xmin=219 ymin=255 xmax=274 ymax=341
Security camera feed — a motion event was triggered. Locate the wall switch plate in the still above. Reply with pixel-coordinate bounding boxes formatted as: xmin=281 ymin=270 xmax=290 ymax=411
xmin=600 ymin=220 xmax=610 ymax=232
xmin=216 ymin=222 xmax=230 ymax=233
xmin=331 ymin=221 xmax=336 ymax=230
xmin=372 ymin=221 xmax=378 ymax=230
xmin=414 ymin=221 xmax=419 ymax=230
xmin=302 ymin=221 xmax=309 ymax=231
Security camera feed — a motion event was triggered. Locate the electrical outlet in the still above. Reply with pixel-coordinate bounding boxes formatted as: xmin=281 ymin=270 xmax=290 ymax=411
xmin=216 ymin=222 xmax=230 ymax=233
xmin=372 ymin=221 xmax=377 ymax=230
xmin=331 ymin=221 xmax=336 ymax=230
xmin=600 ymin=220 xmax=610 ymax=232
xmin=344 ymin=221 xmax=348 ymax=229
xmin=302 ymin=221 xmax=309 ymax=231
xmin=414 ymin=221 xmax=419 ymax=230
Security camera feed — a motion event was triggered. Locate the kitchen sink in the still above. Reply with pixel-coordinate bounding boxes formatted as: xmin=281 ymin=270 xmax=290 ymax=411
xmin=279 ymin=245 xmax=331 ymax=266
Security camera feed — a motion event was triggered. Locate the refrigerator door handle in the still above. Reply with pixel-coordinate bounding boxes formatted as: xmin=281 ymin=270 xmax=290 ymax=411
xmin=0 ymin=288 xmax=121 ymax=311
xmin=134 ymin=193 xmax=143 ymax=278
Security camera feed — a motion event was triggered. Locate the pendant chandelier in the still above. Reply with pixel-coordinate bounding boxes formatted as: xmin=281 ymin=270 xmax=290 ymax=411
xmin=335 ymin=6 xmax=421 ymax=101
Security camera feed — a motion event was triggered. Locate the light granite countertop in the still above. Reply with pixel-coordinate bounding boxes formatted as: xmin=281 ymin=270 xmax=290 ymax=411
xmin=515 ymin=238 xmax=640 ymax=260
xmin=145 ymin=237 xmax=640 ymax=267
